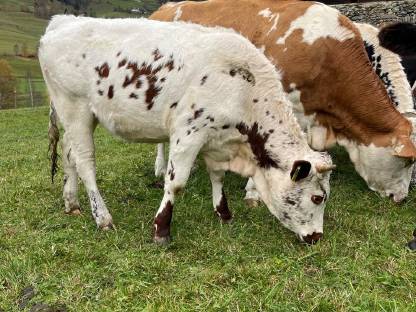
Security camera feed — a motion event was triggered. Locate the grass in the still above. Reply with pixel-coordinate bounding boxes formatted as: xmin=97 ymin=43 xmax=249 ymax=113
xmin=1 ymin=107 xmax=416 ymax=311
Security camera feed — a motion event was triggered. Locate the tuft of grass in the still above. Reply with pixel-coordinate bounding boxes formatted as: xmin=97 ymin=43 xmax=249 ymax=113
xmin=1 ymin=107 xmax=416 ymax=311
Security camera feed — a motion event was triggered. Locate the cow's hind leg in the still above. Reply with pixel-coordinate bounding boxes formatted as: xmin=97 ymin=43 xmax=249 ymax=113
xmin=65 ymin=115 xmax=113 ymax=230
xmin=62 ymin=132 xmax=81 ymax=215
xmin=153 ymin=135 xmax=203 ymax=244
xmin=206 ymin=167 xmax=232 ymax=223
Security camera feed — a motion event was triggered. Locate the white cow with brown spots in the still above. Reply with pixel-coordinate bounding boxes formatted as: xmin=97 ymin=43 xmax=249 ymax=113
xmin=40 ymin=16 xmax=334 ymax=244
xmin=151 ymin=0 xmax=416 ymax=203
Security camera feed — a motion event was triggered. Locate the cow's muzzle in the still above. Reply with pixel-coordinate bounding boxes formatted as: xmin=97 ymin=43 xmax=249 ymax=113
xmin=302 ymin=232 xmax=323 ymax=245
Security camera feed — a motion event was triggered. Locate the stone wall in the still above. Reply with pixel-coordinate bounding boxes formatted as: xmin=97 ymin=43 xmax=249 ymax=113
xmin=332 ymin=0 xmax=416 ymax=26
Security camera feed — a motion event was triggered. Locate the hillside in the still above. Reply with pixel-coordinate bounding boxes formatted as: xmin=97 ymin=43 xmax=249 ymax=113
xmin=0 ymin=0 xmax=163 ymax=108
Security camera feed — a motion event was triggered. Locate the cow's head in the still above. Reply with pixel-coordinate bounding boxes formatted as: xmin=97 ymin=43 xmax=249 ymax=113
xmin=338 ymin=136 xmax=416 ymax=203
xmin=251 ymin=151 xmax=334 ymax=244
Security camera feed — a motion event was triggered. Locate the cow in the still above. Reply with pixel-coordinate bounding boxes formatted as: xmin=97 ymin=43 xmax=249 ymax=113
xmin=377 ymin=22 xmax=416 ymax=94
xmin=151 ymin=0 xmax=416 ymax=204
xmin=39 ymin=15 xmax=335 ymax=244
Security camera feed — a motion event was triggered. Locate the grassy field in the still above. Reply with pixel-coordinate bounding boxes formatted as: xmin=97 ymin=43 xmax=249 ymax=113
xmin=1 ymin=107 xmax=416 ymax=311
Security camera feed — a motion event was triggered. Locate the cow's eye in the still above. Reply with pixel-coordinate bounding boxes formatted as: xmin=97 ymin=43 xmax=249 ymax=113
xmin=311 ymin=195 xmax=324 ymax=205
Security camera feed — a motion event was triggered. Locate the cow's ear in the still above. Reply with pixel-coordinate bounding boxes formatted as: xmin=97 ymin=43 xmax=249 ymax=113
xmin=290 ymin=160 xmax=311 ymax=182
xmin=393 ymin=137 xmax=416 ymax=160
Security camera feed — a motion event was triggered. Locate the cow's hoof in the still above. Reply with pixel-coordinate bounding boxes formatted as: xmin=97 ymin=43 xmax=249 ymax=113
xmin=100 ymin=222 xmax=115 ymax=231
xmin=221 ymin=216 xmax=233 ymax=224
xmin=153 ymin=235 xmax=171 ymax=245
xmin=67 ymin=208 xmax=82 ymax=216
xmin=244 ymin=198 xmax=259 ymax=208
xmin=148 ymin=181 xmax=164 ymax=189
xmin=407 ymin=239 xmax=416 ymax=250
xmin=65 ymin=203 xmax=82 ymax=215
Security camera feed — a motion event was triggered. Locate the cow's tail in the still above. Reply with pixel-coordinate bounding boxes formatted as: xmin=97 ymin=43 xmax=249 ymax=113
xmin=48 ymin=101 xmax=59 ymax=183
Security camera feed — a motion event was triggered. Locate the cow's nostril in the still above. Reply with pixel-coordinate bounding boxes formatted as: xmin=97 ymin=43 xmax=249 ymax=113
xmin=302 ymin=232 xmax=323 ymax=245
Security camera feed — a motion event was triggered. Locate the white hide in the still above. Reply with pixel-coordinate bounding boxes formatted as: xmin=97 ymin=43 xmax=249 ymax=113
xmin=355 ymin=23 xmax=414 ymax=113
xmin=258 ymin=8 xmax=279 ymax=36
xmin=40 ymin=16 xmax=333 ymax=240
xmin=276 ymin=3 xmax=355 ymax=45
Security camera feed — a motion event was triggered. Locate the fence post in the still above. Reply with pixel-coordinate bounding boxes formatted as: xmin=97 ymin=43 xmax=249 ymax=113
xmin=27 ymin=71 xmax=34 ymax=107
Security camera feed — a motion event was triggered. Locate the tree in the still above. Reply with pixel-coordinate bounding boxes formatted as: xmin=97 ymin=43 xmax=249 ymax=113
xmin=0 ymin=59 xmax=17 ymax=109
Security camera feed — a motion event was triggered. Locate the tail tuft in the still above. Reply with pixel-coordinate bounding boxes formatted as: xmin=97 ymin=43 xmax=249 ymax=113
xmin=48 ymin=102 xmax=60 ymax=183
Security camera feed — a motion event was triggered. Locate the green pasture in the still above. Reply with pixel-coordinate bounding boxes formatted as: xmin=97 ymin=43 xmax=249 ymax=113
xmin=0 ymin=107 xmax=416 ymax=311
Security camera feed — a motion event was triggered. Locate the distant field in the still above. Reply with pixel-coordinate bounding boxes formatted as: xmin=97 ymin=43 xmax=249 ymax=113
xmin=1 ymin=107 xmax=416 ymax=311
xmin=0 ymin=0 xmax=162 ymax=108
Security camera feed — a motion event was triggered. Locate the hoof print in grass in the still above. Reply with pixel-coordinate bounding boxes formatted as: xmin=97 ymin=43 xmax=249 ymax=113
xmin=148 ymin=181 xmax=164 ymax=189
xmin=18 ymin=286 xmax=36 ymax=310
xmin=407 ymin=239 xmax=416 ymax=250
xmin=154 ymin=235 xmax=171 ymax=245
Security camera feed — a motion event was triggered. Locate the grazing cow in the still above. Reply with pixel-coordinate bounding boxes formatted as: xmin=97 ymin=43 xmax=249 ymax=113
xmin=40 ymin=16 xmax=335 ymax=244
xmin=377 ymin=22 xmax=416 ymax=92
xmin=151 ymin=0 xmax=416 ymax=204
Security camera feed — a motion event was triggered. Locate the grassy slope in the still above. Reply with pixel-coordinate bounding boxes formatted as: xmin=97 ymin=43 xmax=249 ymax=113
xmin=0 ymin=0 xmax=160 ymax=76
xmin=0 ymin=108 xmax=416 ymax=311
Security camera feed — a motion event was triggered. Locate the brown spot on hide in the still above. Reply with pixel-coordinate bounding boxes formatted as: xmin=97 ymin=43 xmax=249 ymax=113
xmin=222 ymin=124 xmax=230 ymax=129
xmin=170 ymin=102 xmax=178 ymax=109
xmin=194 ymin=108 xmax=204 ymax=119
xmin=236 ymin=122 xmax=278 ymax=169
xmin=98 ymin=90 xmax=104 ymax=96
xmin=129 ymin=93 xmax=138 ymax=99
xmin=168 ymin=161 xmax=175 ymax=181
xmin=82 ymin=53 xmax=86 ymax=59
xmin=108 ymin=85 xmax=114 ymax=99
xmin=201 ymin=75 xmax=208 ymax=85
xmin=253 ymin=99 xmax=258 ymax=103
xmin=154 ymin=200 xmax=173 ymax=238
xmin=96 ymin=80 xmax=101 ymax=85
xmin=95 ymin=63 xmax=110 ymax=78
xmin=122 ymin=61 xmax=163 ymax=110
xmin=215 ymin=189 xmax=232 ymax=221
xmin=153 ymin=48 xmax=163 ymax=61
xmin=116 ymin=51 xmax=121 ymax=57
xmin=118 ymin=59 xmax=127 ymax=68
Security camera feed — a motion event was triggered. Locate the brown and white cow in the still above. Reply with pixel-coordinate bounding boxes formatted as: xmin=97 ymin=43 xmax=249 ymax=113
xmin=151 ymin=0 xmax=416 ymax=202
xmin=41 ymin=15 xmax=335 ymax=244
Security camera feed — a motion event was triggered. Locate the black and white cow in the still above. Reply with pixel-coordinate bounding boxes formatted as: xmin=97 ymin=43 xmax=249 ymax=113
xmin=40 ymin=16 xmax=335 ymax=244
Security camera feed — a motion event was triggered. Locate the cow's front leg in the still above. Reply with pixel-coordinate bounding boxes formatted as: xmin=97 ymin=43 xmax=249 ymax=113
xmin=153 ymin=136 xmax=203 ymax=244
xmin=62 ymin=132 xmax=81 ymax=215
xmin=67 ymin=123 xmax=113 ymax=230
xmin=154 ymin=143 xmax=167 ymax=178
xmin=206 ymin=167 xmax=232 ymax=222
xmin=244 ymin=178 xmax=261 ymax=207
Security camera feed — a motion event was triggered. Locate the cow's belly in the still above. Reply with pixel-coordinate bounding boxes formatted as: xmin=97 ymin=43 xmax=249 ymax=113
xmin=90 ymin=97 xmax=169 ymax=143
